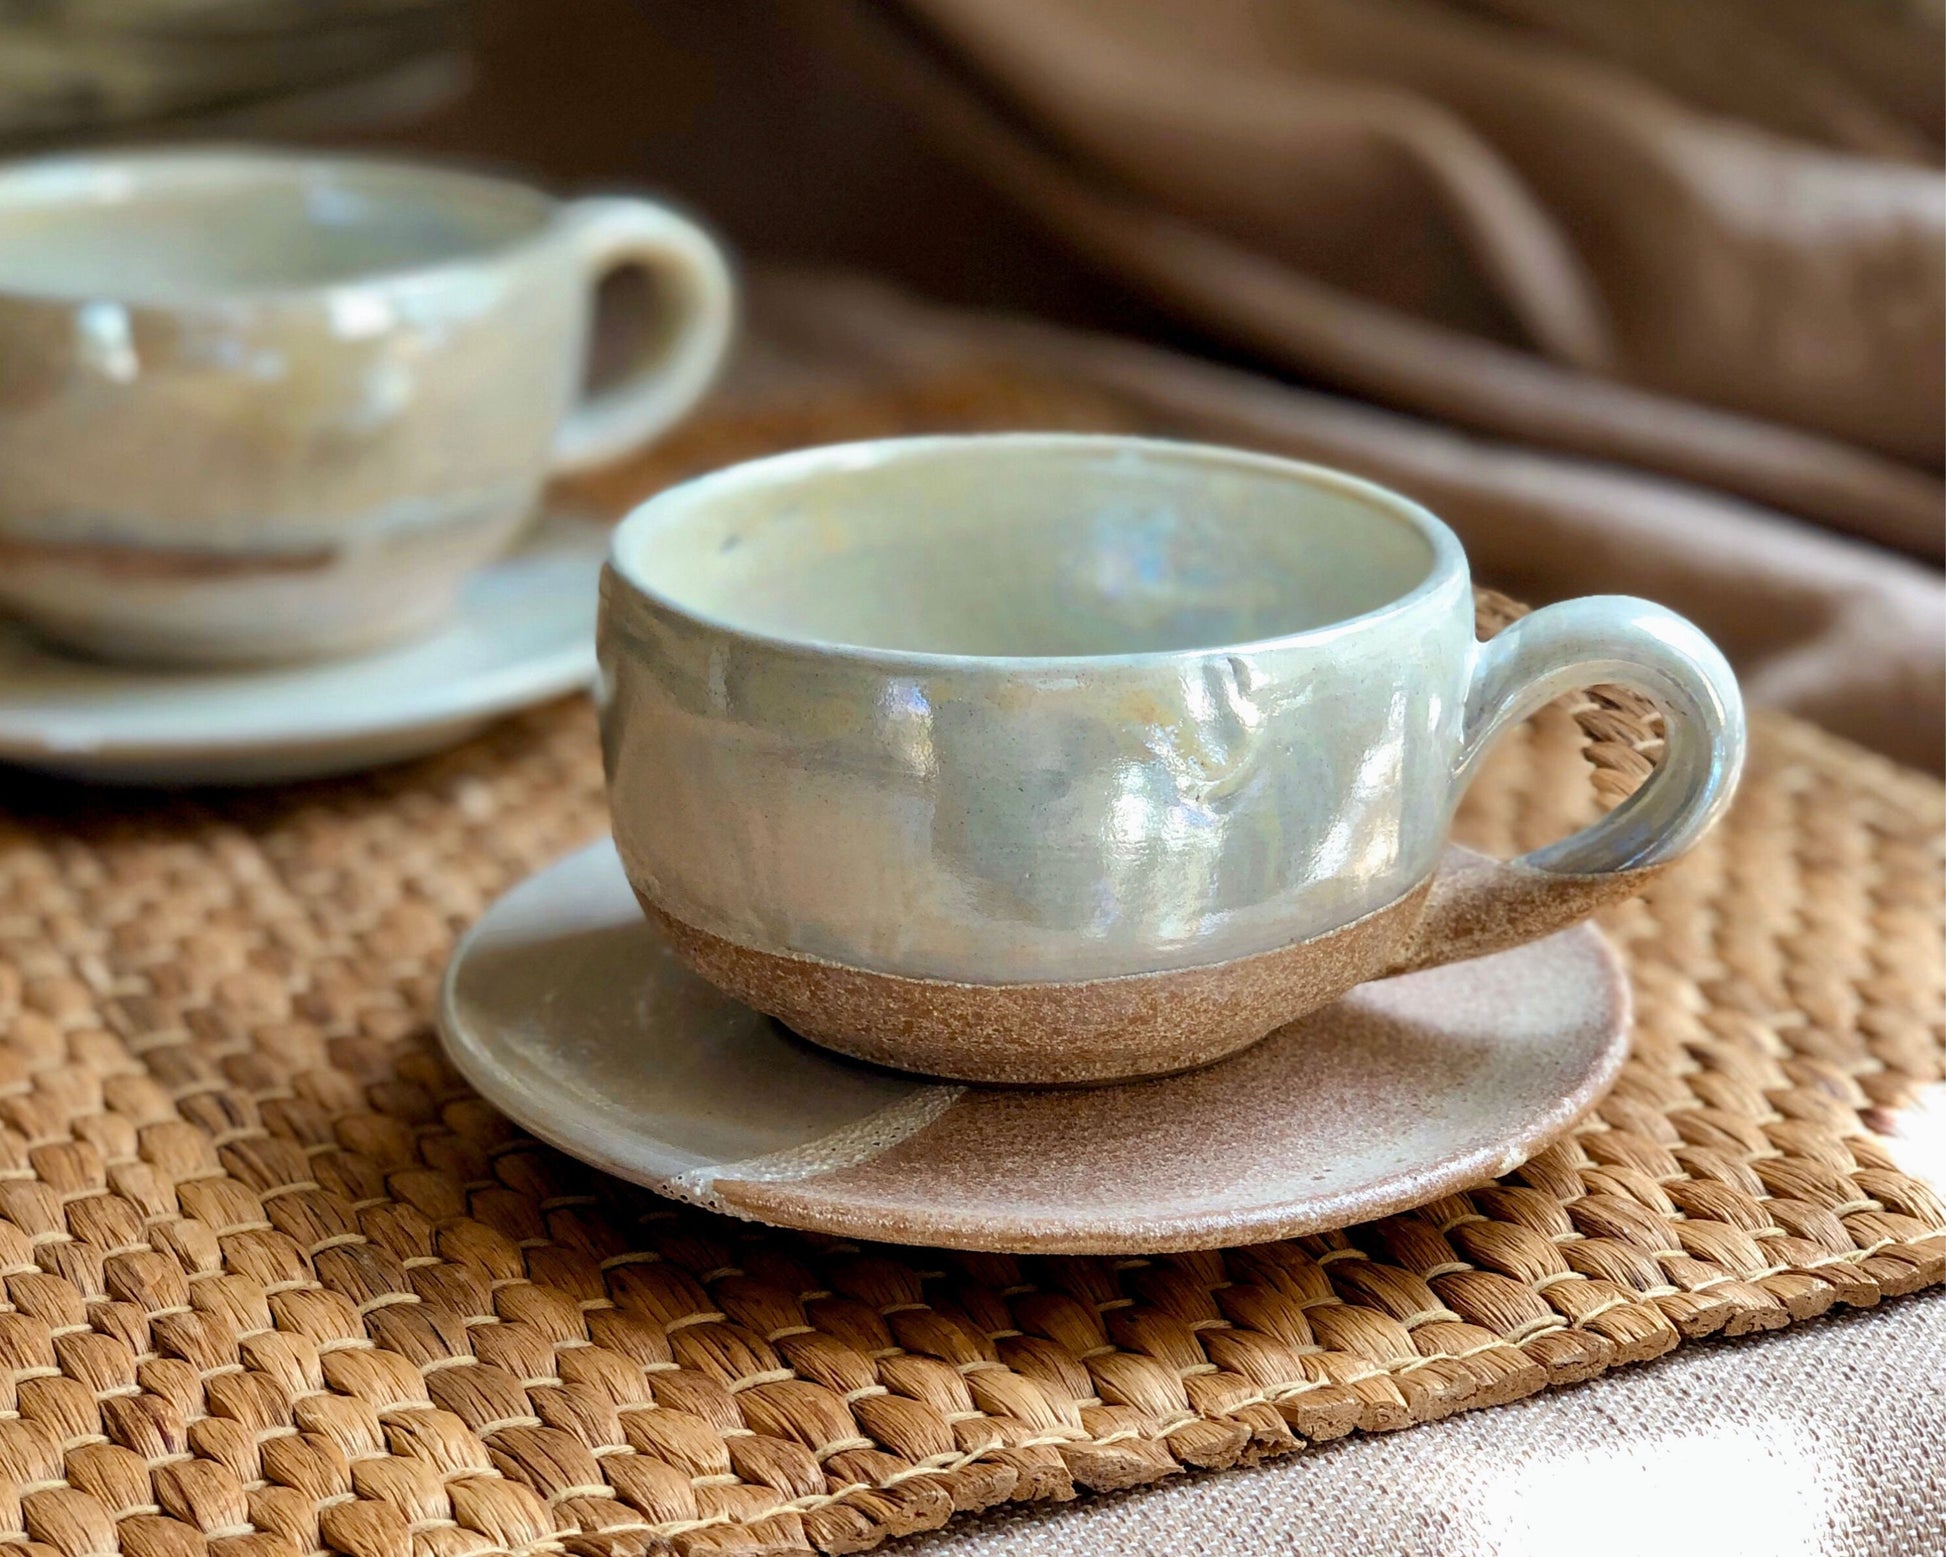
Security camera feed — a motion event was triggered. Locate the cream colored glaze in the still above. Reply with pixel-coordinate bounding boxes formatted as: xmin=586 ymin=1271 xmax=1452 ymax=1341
xmin=597 ymin=436 xmax=1742 ymax=1082
xmin=0 ymin=148 xmax=733 ymax=665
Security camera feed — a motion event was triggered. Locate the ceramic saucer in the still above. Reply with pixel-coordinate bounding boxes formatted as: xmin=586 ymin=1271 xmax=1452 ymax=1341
xmin=439 ymin=841 xmax=1631 ymax=1255
xmin=0 ymin=510 xmax=609 ymax=785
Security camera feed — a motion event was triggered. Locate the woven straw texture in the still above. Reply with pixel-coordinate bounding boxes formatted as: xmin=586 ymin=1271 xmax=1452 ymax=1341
xmin=1 ymin=379 xmax=1942 ymax=1557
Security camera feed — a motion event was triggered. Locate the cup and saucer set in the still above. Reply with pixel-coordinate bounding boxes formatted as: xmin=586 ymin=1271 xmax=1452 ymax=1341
xmin=0 ymin=148 xmax=1747 ymax=1255
xmin=442 ymin=434 xmax=1746 ymax=1255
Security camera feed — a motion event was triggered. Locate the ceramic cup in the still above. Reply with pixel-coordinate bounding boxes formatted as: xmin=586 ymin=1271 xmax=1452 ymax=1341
xmin=598 ymin=435 xmax=1745 ymax=1085
xmin=0 ymin=147 xmax=733 ymax=665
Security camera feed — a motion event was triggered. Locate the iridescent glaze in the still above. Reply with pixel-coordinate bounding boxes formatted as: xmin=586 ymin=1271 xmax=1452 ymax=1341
xmin=597 ymin=436 xmax=1744 ymax=1077
xmin=0 ymin=148 xmax=732 ymax=664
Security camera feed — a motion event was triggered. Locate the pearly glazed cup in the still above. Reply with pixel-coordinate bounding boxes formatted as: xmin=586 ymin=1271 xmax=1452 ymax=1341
xmin=597 ymin=435 xmax=1745 ymax=1085
xmin=0 ymin=147 xmax=733 ymax=665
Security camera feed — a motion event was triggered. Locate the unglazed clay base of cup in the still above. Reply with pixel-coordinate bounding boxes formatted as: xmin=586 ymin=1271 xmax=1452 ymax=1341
xmin=639 ymin=877 xmax=1438 ymax=1085
xmin=639 ymin=849 xmax=1665 ymax=1085
xmin=0 ymin=509 xmax=609 ymax=786
xmin=0 ymin=504 xmax=528 ymax=667
xmin=437 ymin=840 xmax=1632 ymax=1255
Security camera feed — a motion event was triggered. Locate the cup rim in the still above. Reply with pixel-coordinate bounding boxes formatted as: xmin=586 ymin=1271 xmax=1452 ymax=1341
xmin=605 ymin=432 xmax=1470 ymax=671
xmin=0 ymin=145 xmax=560 ymax=306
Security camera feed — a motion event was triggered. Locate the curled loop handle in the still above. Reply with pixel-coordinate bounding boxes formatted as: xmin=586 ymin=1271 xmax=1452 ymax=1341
xmin=1389 ymin=596 xmax=1746 ymax=976
xmin=550 ymin=197 xmax=735 ymax=475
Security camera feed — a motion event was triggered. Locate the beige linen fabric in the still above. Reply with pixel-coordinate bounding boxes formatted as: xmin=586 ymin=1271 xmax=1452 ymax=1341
xmin=901 ymin=1292 xmax=1946 ymax=1556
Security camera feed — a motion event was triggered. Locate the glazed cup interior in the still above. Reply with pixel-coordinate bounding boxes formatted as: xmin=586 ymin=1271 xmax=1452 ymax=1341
xmin=0 ymin=151 xmax=554 ymax=301
xmin=611 ymin=436 xmax=1443 ymax=658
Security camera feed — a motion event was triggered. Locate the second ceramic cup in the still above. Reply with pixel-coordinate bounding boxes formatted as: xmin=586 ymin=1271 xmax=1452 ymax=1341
xmin=0 ymin=148 xmax=734 ymax=664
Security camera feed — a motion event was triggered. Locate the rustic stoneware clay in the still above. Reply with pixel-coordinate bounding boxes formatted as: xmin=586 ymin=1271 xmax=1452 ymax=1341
xmin=0 ymin=147 xmax=732 ymax=665
xmin=597 ymin=435 xmax=1744 ymax=1084
xmin=0 ymin=509 xmax=608 ymax=785
xmin=438 ymin=840 xmax=1631 ymax=1255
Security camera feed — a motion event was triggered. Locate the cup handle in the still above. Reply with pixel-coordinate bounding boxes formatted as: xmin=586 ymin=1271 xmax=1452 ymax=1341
xmin=1384 ymin=596 xmax=1746 ymax=976
xmin=549 ymin=197 xmax=735 ymax=476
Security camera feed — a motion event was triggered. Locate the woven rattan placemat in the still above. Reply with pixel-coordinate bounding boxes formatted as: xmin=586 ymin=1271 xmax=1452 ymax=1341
xmin=2 ymin=380 xmax=1942 ymax=1557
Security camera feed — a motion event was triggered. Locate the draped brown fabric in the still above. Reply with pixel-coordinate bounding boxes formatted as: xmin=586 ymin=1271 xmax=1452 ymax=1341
xmin=0 ymin=0 xmax=473 ymax=146
xmin=821 ymin=0 xmax=1944 ymax=555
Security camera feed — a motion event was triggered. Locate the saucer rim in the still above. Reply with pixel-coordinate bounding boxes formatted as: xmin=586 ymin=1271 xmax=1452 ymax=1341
xmin=711 ymin=959 xmax=1629 ymax=1255
xmin=437 ymin=839 xmax=1633 ymax=1255
xmin=0 ymin=510 xmax=604 ymax=775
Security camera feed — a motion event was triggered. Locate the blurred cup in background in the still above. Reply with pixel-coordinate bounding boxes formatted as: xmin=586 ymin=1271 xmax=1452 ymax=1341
xmin=0 ymin=146 xmax=733 ymax=665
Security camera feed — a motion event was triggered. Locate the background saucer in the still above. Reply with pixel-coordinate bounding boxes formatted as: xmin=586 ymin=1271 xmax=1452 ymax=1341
xmin=0 ymin=509 xmax=609 ymax=785
xmin=439 ymin=840 xmax=1632 ymax=1255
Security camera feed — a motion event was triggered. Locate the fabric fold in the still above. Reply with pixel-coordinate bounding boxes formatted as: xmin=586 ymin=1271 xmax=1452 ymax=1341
xmin=811 ymin=0 xmax=1944 ymax=558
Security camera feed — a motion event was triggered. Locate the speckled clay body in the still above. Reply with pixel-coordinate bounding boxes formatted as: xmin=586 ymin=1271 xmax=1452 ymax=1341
xmin=0 ymin=148 xmax=732 ymax=664
xmin=598 ymin=435 xmax=1744 ymax=1083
